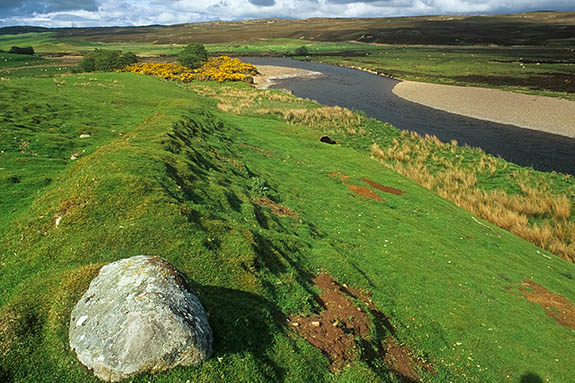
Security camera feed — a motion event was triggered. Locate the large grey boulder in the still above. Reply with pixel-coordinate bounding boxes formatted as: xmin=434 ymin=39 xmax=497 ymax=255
xmin=69 ymin=256 xmax=212 ymax=382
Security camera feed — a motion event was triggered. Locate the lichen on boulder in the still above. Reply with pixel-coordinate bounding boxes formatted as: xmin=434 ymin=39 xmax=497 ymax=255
xmin=69 ymin=255 xmax=212 ymax=382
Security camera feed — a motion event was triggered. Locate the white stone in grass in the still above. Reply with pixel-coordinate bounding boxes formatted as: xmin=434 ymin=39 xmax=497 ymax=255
xmin=69 ymin=256 xmax=212 ymax=382
xmin=79 ymin=134 xmax=91 ymax=139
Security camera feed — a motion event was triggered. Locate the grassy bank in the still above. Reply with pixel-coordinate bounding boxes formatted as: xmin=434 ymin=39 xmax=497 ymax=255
xmin=200 ymin=80 xmax=575 ymax=261
xmin=1 ymin=65 xmax=575 ymax=382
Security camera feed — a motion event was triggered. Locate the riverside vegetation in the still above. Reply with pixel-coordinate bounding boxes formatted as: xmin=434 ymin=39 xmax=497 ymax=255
xmin=1 ymin=49 xmax=575 ymax=382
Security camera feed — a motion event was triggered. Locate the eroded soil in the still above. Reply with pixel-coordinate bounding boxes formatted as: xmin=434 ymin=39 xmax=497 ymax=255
xmin=328 ymin=172 xmax=404 ymax=202
xmin=291 ymin=274 xmax=434 ymax=381
xmin=253 ymin=197 xmax=298 ymax=221
xmin=361 ymin=177 xmax=405 ymax=195
xmin=519 ymin=280 xmax=575 ymax=329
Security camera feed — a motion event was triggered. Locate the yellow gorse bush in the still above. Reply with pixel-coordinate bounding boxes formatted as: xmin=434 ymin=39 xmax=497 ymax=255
xmin=124 ymin=56 xmax=258 ymax=83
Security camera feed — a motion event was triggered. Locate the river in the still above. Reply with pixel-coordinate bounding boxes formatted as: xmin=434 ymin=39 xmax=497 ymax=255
xmin=244 ymin=57 xmax=575 ymax=175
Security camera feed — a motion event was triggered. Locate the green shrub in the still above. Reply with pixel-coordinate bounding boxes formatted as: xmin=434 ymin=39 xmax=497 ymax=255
xmin=77 ymin=49 xmax=138 ymax=72
xmin=9 ymin=46 xmax=34 ymax=55
xmin=294 ymin=46 xmax=309 ymax=56
xmin=177 ymin=43 xmax=208 ymax=69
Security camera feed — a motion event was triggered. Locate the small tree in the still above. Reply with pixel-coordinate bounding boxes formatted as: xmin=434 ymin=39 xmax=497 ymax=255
xmin=177 ymin=43 xmax=208 ymax=69
xmin=294 ymin=46 xmax=309 ymax=56
xmin=9 ymin=46 xmax=35 ymax=55
xmin=77 ymin=49 xmax=138 ymax=72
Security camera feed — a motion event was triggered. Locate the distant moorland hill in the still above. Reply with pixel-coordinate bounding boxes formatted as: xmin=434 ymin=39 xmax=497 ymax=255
xmin=2 ymin=12 xmax=575 ymax=46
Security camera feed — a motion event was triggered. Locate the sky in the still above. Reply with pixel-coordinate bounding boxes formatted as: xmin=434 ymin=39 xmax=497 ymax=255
xmin=0 ymin=0 xmax=574 ymax=28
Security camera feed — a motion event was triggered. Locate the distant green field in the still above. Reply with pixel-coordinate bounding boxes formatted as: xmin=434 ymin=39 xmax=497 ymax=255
xmin=0 ymin=32 xmax=103 ymax=53
xmin=208 ymin=39 xmax=376 ymax=56
xmin=1 ymin=64 xmax=575 ymax=382
xmin=0 ymin=52 xmax=45 ymax=68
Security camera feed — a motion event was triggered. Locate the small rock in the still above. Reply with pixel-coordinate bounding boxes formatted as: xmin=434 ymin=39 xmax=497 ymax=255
xmin=70 ymin=154 xmax=78 ymax=160
xmin=69 ymin=256 xmax=212 ymax=382
xmin=79 ymin=134 xmax=91 ymax=139
xmin=320 ymin=136 xmax=337 ymax=145
xmin=311 ymin=321 xmax=321 ymax=327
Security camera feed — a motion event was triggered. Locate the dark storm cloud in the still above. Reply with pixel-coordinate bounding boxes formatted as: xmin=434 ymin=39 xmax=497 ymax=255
xmin=248 ymin=0 xmax=276 ymax=6
xmin=0 ymin=0 xmax=98 ymax=17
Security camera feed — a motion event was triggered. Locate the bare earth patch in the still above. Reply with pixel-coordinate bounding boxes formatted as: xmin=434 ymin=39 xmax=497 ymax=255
xmin=393 ymin=81 xmax=575 ymax=138
xmin=361 ymin=177 xmax=405 ymax=195
xmin=329 ymin=172 xmax=405 ymax=202
xmin=519 ymin=280 xmax=575 ymax=329
xmin=346 ymin=185 xmax=382 ymax=202
xmin=291 ymin=274 xmax=434 ymax=381
xmin=253 ymin=197 xmax=298 ymax=221
xmin=328 ymin=172 xmax=381 ymax=201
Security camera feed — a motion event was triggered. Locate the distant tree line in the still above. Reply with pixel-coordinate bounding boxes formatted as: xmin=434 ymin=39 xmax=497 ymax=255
xmin=1 ymin=46 xmax=35 ymax=55
xmin=76 ymin=49 xmax=138 ymax=72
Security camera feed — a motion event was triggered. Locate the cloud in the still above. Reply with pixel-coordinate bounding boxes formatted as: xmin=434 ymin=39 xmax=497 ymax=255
xmin=248 ymin=0 xmax=276 ymax=6
xmin=0 ymin=0 xmax=574 ymax=27
xmin=0 ymin=0 xmax=98 ymax=17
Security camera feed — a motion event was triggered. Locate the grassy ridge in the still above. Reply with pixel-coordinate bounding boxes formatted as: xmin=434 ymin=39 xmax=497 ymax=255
xmin=1 ymin=71 xmax=575 ymax=382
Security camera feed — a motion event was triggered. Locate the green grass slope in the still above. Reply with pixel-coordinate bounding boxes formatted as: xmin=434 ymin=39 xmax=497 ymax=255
xmin=1 ymin=73 xmax=574 ymax=382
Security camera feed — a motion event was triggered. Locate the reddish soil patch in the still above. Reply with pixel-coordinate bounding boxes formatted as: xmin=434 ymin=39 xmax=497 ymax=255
xmin=519 ymin=280 xmax=575 ymax=329
xmin=383 ymin=337 xmax=435 ymax=383
xmin=291 ymin=274 xmax=434 ymax=381
xmin=347 ymin=185 xmax=382 ymax=202
xmin=327 ymin=172 xmax=349 ymax=181
xmin=290 ymin=274 xmax=370 ymax=371
xmin=253 ymin=197 xmax=298 ymax=221
xmin=361 ymin=177 xmax=405 ymax=196
xmin=328 ymin=172 xmax=384 ymax=202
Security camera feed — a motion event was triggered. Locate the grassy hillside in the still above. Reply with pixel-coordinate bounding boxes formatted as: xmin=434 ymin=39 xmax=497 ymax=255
xmin=1 ymin=67 xmax=575 ymax=383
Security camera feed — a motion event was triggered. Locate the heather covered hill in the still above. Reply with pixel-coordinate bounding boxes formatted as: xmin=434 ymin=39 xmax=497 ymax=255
xmin=2 ymin=12 xmax=575 ymax=46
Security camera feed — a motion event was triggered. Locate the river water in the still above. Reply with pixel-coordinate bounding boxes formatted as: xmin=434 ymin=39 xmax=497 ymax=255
xmin=244 ymin=57 xmax=575 ymax=175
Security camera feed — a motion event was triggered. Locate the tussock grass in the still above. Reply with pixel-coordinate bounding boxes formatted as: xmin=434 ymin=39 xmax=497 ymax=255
xmin=371 ymin=136 xmax=575 ymax=262
xmin=191 ymin=83 xmax=367 ymax=136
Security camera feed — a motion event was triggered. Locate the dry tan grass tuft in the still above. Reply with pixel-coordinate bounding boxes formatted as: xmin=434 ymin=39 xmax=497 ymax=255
xmin=371 ymin=139 xmax=575 ymax=262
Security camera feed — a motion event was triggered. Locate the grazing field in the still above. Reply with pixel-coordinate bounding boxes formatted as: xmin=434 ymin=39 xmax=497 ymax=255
xmin=1 ymin=59 xmax=575 ymax=382
xmin=0 ymin=52 xmax=46 ymax=68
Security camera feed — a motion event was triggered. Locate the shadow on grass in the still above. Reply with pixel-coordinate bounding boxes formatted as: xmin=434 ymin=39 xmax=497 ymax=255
xmin=194 ymin=284 xmax=288 ymax=381
xmin=520 ymin=372 xmax=543 ymax=383
xmin=0 ymin=365 xmax=12 ymax=383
